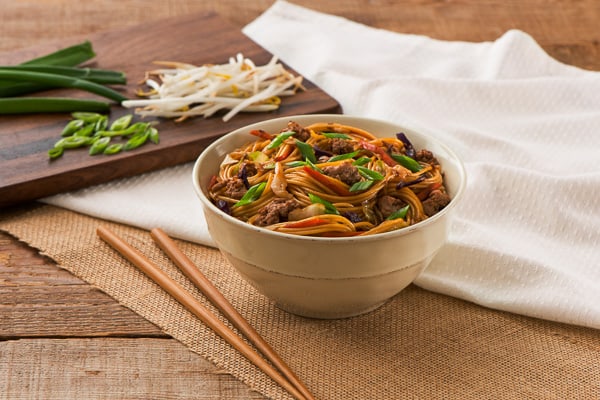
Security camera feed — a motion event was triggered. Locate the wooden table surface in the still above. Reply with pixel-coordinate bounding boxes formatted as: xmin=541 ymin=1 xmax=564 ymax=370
xmin=1 ymin=1 xmax=599 ymax=399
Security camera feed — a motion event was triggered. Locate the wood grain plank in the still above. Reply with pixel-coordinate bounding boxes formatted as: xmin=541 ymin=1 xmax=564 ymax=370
xmin=0 ymin=338 xmax=266 ymax=400
xmin=0 ymin=231 xmax=165 ymax=338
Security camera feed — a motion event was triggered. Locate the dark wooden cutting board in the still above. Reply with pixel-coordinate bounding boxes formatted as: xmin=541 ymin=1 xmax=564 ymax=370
xmin=0 ymin=12 xmax=340 ymax=207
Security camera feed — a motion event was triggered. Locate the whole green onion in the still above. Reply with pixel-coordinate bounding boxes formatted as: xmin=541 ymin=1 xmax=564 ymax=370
xmin=0 ymin=98 xmax=110 ymax=114
xmin=1 ymin=41 xmax=97 ymax=97
xmin=0 ymin=70 xmax=127 ymax=103
xmin=22 ymin=41 xmax=95 ymax=67
xmin=0 ymin=65 xmax=126 ymax=85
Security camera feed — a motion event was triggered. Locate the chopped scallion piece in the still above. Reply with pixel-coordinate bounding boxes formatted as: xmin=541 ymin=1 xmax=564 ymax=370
xmin=356 ymin=166 xmax=385 ymax=181
xmin=286 ymin=161 xmax=307 ymax=168
xmin=234 ymin=182 xmax=267 ymax=207
xmin=295 ymin=139 xmax=317 ymax=164
xmin=110 ymin=114 xmax=133 ymax=131
xmin=387 ymin=205 xmax=410 ymax=220
xmin=352 ymin=156 xmax=371 ymax=166
xmin=308 ymin=193 xmax=339 ymax=215
xmin=391 ymin=154 xmax=422 ymax=172
xmin=322 ymin=132 xmax=351 ymax=139
xmin=265 ymin=130 xmax=295 ymax=150
xmin=328 ymin=151 xmax=359 ymax=162
xmin=349 ymin=180 xmax=375 ymax=192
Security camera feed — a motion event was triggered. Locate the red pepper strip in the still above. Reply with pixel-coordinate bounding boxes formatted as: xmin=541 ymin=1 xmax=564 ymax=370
xmin=284 ymin=217 xmax=329 ymax=229
xmin=417 ymin=182 xmax=442 ymax=200
xmin=249 ymin=129 xmax=274 ymax=140
xmin=207 ymin=175 xmax=219 ymax=191
xmin=359 ymin=140 xmax=397 ymax=167
xmin=303 ymin=165 xmax=352 ymax=196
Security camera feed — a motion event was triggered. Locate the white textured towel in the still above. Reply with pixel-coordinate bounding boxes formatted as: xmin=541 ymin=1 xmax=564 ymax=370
xmin=43 ymin=0 xmax=600 ymax=329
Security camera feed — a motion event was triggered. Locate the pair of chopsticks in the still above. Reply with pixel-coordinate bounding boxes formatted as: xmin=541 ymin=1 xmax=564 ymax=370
xmin=97 ymin=226 xmax=316 ymax=400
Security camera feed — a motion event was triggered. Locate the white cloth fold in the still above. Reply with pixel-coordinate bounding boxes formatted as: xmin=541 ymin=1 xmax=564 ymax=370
xmin=43 ymin=0 xmax=600 ymax=329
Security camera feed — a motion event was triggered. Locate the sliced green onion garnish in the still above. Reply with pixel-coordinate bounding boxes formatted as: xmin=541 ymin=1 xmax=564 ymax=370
xmin=73 ymin=123 xmax=96 ymax=137
xmin=386 ymin=204 xmax=410 ymax=220
xmin=110 ymin=114 xmax=133 ymax=131
xmin=322 ymin=132 xmax=351 ymax=139
xmin=89 ymin=137 xmax=111 ymax=155
xmin=328 ymin=150 xmax=359 ymax=162
xmin=305 ymin=158 xmax=323 ymax=172
xmin=71 ymin=112 xmax=104 ymax=122
xmin=48 ymin=146 xmax=64 ymax=159
xmin=356 ymin=166 xmax=384 ymax=181
xmin=349 ymin=180 xmax=375 ymax=192
xmin=60 ymin=119 xmax=85 ymax=136
xmin=352 ymin=156 xmax=371 ymax=166
xmin=391 ymin=154 xmax=422 ymax=172
xmin=103 ymin=143 xmax=123 ymax=155
xmin=286 ymin=161 xmax=307 ymax=168
xmin=148 ymin=127 xmax=160 ymax=144
xmin=234 ymin=182 xmax=267 ymax=207
xmin=265 ymin=130 xmax=295 ymax=150
xmin=295 ymin=139 xmax=317 ymax=164
xmin=308 ymin=193 xmax=339 ymax=215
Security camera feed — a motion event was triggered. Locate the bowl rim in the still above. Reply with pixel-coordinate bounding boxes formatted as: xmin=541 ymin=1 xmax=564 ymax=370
xmin=192 ymin=114 xmax=466 ymax=243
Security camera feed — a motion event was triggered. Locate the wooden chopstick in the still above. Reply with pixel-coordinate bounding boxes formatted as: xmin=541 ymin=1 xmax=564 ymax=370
xmin=149 ymin=227 xmax=316 ymax=400
xmin=96 ymin=226 xmax=309 ymax=400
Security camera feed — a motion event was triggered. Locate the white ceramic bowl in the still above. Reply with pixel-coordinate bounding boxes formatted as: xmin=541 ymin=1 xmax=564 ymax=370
xmin=192 ymin=114 xmax=466 ymax=319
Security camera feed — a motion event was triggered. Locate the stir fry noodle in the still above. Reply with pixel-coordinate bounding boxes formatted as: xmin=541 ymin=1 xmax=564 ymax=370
xmin=207 ymin=121 xmax=452 ymax=237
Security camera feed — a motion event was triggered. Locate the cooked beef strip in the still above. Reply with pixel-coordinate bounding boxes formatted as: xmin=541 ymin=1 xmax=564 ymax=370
xmin=322 ymin=162 xmax=361 ymax=186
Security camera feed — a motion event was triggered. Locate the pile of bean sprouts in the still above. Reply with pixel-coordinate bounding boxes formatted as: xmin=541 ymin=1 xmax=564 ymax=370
xmin=122 ymin=53 xmax=304 ymax=122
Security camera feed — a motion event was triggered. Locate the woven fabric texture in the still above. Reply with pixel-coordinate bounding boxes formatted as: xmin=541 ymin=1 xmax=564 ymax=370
xmin=1 ymin=205 xmax=599 ymax=400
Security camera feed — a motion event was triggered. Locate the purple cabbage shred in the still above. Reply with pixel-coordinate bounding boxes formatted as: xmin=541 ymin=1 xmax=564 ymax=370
xmin=216 ymin=199 xmax=231 ymax=215
xmin=396 ymin=132 xmax=416 ymax=158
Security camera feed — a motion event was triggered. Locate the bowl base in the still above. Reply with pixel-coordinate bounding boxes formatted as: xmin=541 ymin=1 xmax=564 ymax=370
xmin=274 ymin=299 xmax=389 ymax=319
xmin=222 ymin=249 xmax=427 ymax=320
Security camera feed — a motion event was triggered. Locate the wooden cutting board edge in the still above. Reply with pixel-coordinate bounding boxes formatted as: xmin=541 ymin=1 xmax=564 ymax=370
xmin=0 ymin=12 xmax=342 ymax=207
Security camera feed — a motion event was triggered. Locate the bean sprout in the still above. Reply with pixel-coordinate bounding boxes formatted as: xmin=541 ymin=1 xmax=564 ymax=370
xmin=122 ymin=53 xmax=304 ymax=122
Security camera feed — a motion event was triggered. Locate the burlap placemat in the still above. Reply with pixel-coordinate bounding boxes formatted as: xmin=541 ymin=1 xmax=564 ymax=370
xmin=1 ymin=204 xmax=599 ymax=399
